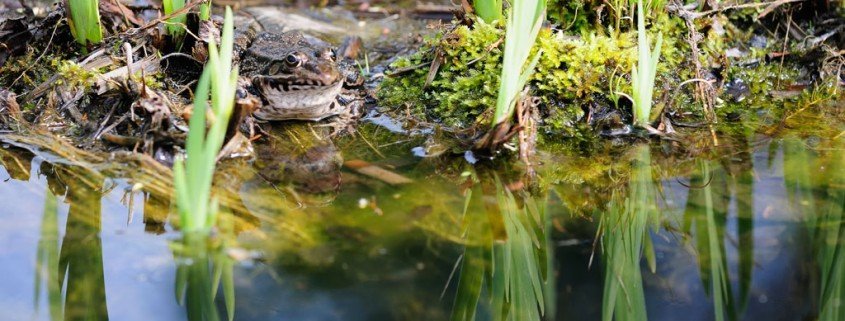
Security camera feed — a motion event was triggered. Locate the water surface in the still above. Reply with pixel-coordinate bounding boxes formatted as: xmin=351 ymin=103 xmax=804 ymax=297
xmin=0 ymin=127 xmax=843 ymax=321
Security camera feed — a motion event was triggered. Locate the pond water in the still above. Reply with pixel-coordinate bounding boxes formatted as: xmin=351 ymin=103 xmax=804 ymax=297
xmin=0 ymin=120 xmax=842 ymax=321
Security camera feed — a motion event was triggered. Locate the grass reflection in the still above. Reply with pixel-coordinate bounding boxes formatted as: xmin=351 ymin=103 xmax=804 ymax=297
xmin=34 ymin=186 xmax=62 ymax=320
xmin=33 ymin=164 xmax=109 ymax=321
xmin=173 ymin=211 xmax=237 ymax=321
xmin=683 ymin=160 xmax=736 ymax=321
xmin=59 ymin=168 xmax=108 ymax=321
xmin=814 ymin=145 xmax=845 ymax=320
xmin=450 ymin=171 xmax=554 ymax=321
xmin=784 ymin=137 xmax=845 ymax=320
xmin=600 ymin=144 xmax=657 ymax=321
xmin=679 ymin=132 xmax=759 ymax=321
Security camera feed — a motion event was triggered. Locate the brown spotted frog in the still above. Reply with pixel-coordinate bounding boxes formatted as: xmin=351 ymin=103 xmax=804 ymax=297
xmin=236 ymin=29 xmax=362 ymax=123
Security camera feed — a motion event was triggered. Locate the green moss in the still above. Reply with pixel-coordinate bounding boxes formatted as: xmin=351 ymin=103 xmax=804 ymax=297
xmin=378 ymin=9 xmax=834 ymax=138
xmin=533 ymin=30 xmax=635 ymax=103
xmin=379 ymin=22 xmax=504 ymax=128
xmin=55 ymin=60 xmax=100 ymax=90
xmin=378 ymin=18 xmax=689 ymax=135
xmin=546 ymin=0 xmax=599 ymax=31
xmin=0 ymin=50 xmax=58 ymax=90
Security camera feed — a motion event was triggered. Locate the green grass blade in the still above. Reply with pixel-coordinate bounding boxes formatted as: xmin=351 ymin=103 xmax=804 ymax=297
xmin=67 ymin=0 xmax=103 ymax=46
xmin=473 ymin=0 xmax=502 ymax=23
xmin=163 ymin=0 xmax=187 ymax=38
xmin=492 ymin=0 xmax=547 ymax=126
xmin=223 ymin=259 xmax=235 ymax=321
xmin=200 ymin=0 xmax=213 ymax=21
xmin=175 ymin=7 xmax=238 ymax=232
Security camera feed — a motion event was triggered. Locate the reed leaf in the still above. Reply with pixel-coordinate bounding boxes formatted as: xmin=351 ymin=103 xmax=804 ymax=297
xmin=200 ymin=0 xmax=213 ymax=20
xmin=630 ymin=0 xmax=662 ymax=127
xmin=66 ymin=0 xmax=103 ymax=47
xmin=163 ymin=0 xmax=187 ymax=38
xmin=473 ymin=0 xmax=503 ymax=23
xmin=173 ymin=7 xmax=238 ymax=232
xmin=492 ymin=0 xmax=546 ymax=126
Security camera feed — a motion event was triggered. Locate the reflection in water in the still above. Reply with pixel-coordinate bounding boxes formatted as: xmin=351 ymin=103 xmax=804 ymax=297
xmin=5 ymin=129 xmax=845 ymax=321
xmin=600 ymin=144 xmax=657 ymax=321
xmin=143 ymin=191 xmax=170 ymax=235
xmin=450 ymin=171 xmax=554 ymax=321
xmin=784 ymin=138 xmax=845 ymax=320
xmin=173 ymin=213 xmax=237 ymax=321
xmin=33 ymin=163 xmax=110 ymax=321
xmin=34 ymin=187 xmax=62 ymax=320
xmin=0 ymin=145 xmax=31 ymax=181
xmin=680 ymin=134 xmax=757 ymax=321
xmin=252 ymin=123 xmax=343 ymax=206
xmin=683 ymin=160 xmax=738 ymax=321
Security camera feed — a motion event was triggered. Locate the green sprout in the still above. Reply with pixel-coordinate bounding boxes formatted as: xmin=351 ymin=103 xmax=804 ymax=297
xmin=66 ymin=0 xmax=103 ymax=47
xmin=473 ymin=0 xmax=503 ymax=23
xmin=200 ymin=0 xmax=213 ymax=21
xmin=163 ymin=0 xmax=188 ymax=38
xmin=492 ymin=0 xmax=546 ymax=127
xmin=173 ymin=6 xmax=238 ymax=232
xmin=630 ymin=0 xmax=663 ymax=127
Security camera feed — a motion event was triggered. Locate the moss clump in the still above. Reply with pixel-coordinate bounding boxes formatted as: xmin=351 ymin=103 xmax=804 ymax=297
xmin=533 ymin=31 xmax=635 ymax=104
xmin=379 ymin=21 xmax=504 ymax=128
xmin=379 ymin=14 xmax=691 ymax=136
xmin=546 ymin=0 xmax=601 ymax=31
xmin=55 ymin=60 xmax=100 ymax=90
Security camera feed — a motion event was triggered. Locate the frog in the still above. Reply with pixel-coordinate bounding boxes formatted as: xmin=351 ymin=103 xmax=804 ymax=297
xmin=234 ymin=24 xmax=364 ymax=124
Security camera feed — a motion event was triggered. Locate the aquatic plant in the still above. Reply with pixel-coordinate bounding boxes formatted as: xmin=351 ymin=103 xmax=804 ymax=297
xmin=473 ymin=0 xmax=502 ymax=23
xmin=451 ymin=172 xmax=554 ymax=321
xmin=66 ymin=0 xmax=103 ymax=47
xmin=173 ymin=7 xmax=238 ymax=232
xmin=630 ymin=0 xmax=663 ymax=127
xmin=492 ymin=0 xmax=546 ymax=126
xmin=174 ymin=212 xmax=236 ymax=321
xmin=163 ymin=0 xmax=188 ymax=38
xmin=600 ymin=144 xmax=658 ymax=321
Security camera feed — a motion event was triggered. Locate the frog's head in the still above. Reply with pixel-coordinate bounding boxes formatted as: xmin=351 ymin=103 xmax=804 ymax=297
xmin=243 ymin=31 xmax=343 ymax=116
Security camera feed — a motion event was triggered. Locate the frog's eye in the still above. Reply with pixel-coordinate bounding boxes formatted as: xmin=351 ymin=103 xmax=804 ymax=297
xmin=329 ymin=49 xmax=337 ymax=61
xmin=284 ymin=53 xmax=301 ymax=67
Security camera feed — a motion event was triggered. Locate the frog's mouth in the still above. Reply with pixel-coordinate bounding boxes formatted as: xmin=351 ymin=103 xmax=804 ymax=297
xmin=252 ymin=76 xmax=343 ymax=121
